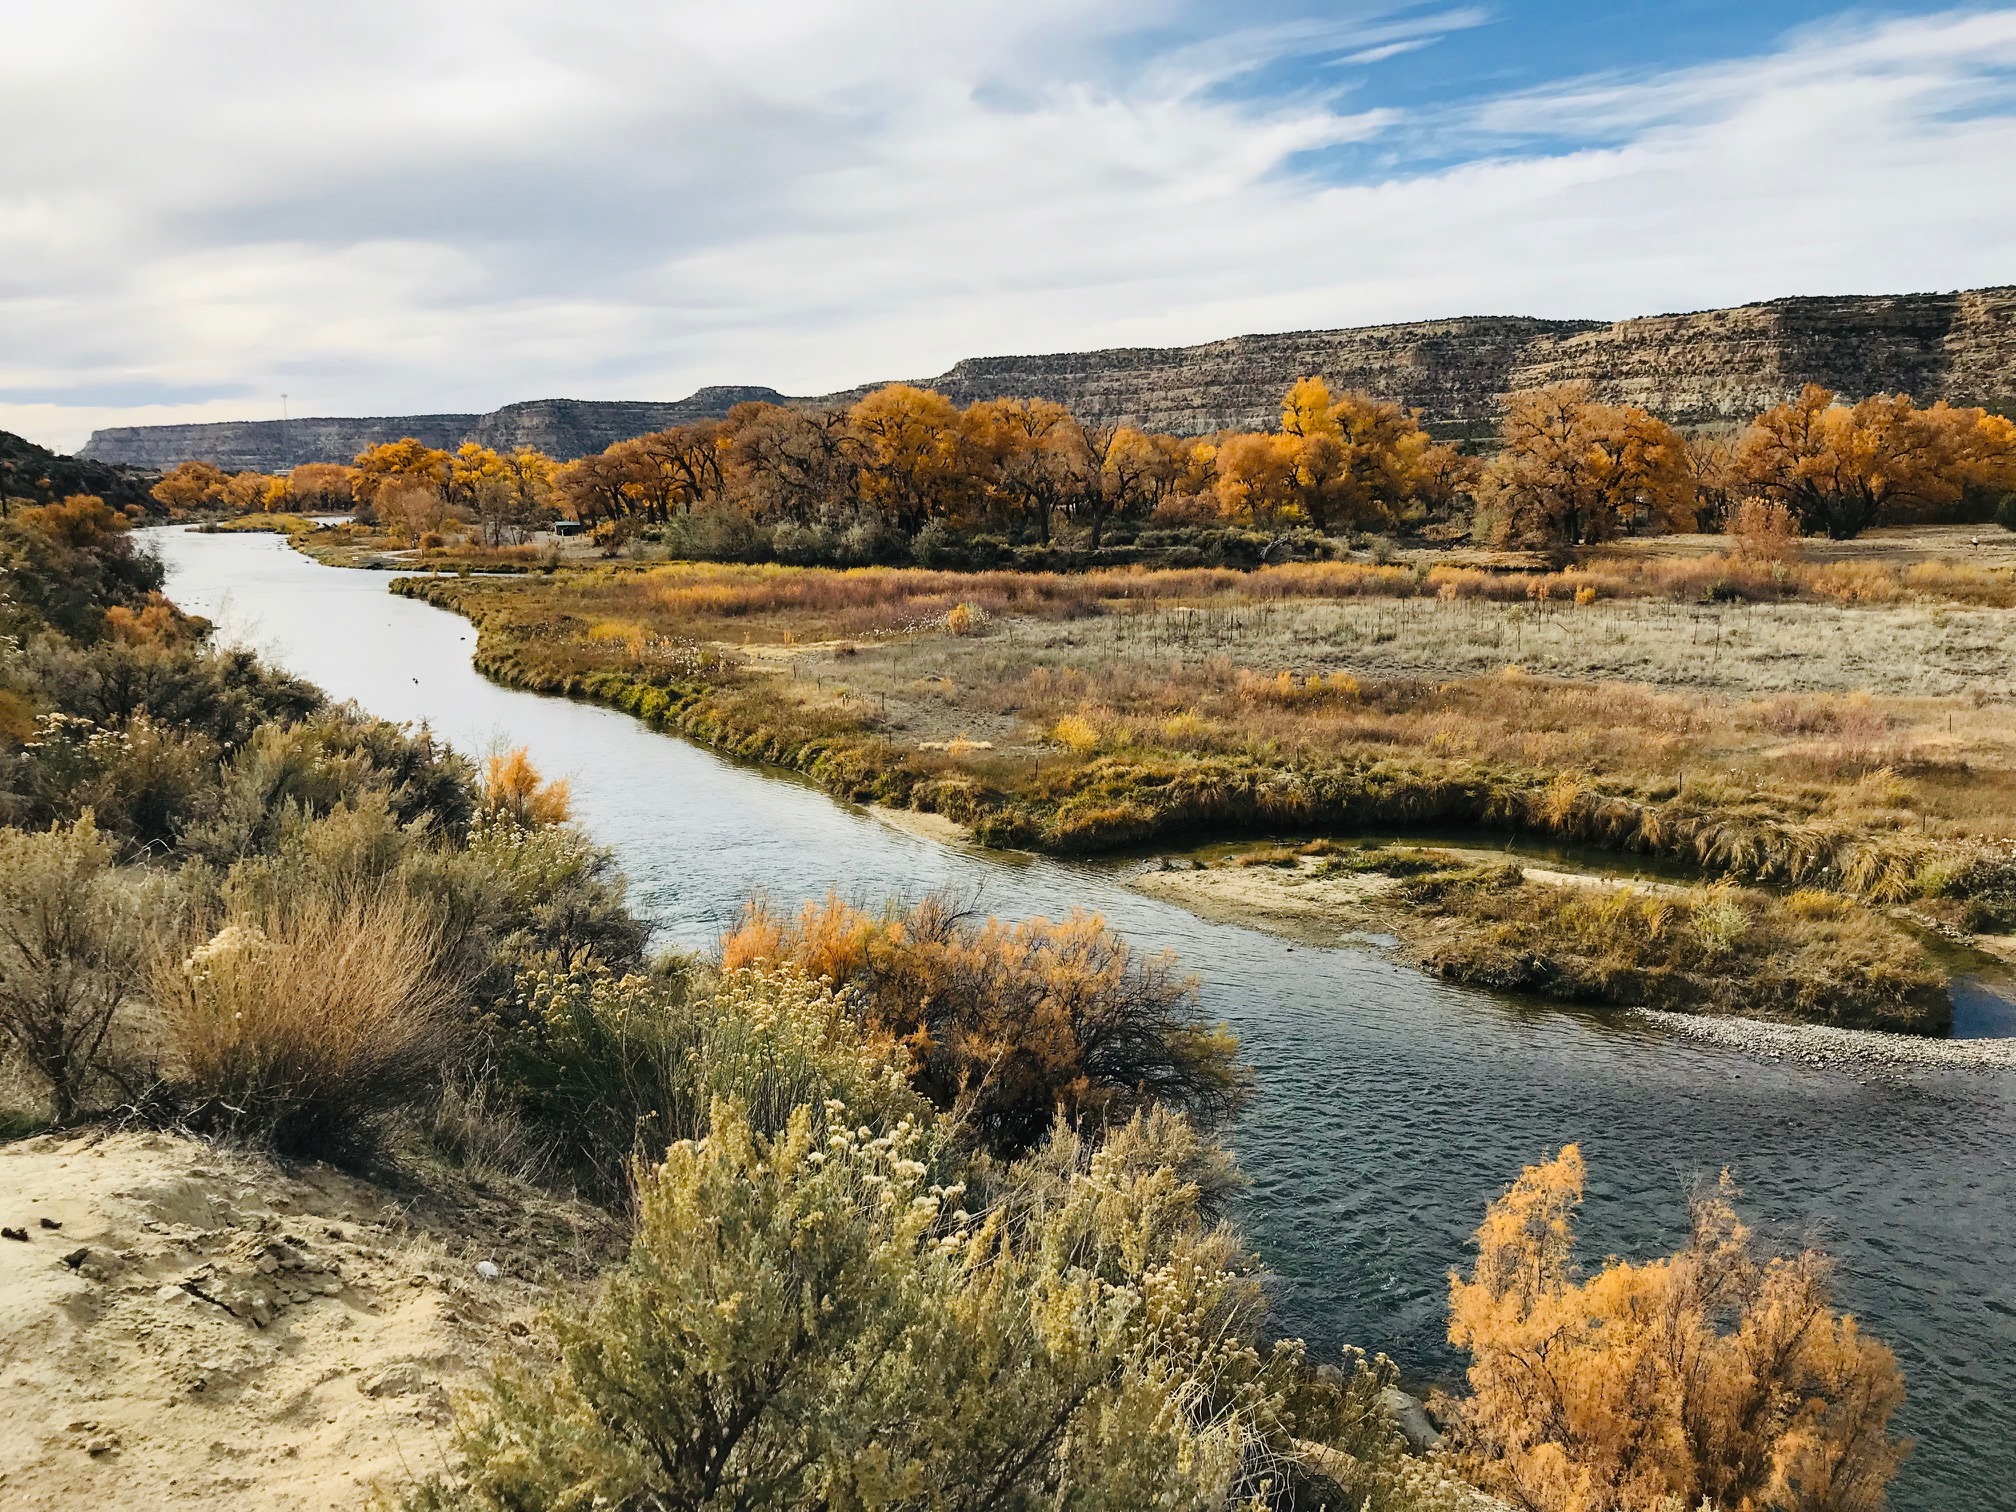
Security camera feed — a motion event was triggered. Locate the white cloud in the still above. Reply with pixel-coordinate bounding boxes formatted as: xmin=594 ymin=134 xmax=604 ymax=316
xmin=1 ymin=2 xmax=2012 ymax=451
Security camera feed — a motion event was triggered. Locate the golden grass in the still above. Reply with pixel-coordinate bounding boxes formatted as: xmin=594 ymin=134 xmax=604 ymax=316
xmin=394 ymin=554 xmax=2016 ymax=943
xmin=153 ymin=890 xmax=461 ymax=1153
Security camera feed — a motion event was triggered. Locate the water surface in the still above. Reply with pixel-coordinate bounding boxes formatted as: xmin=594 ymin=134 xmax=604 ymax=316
xmin=157 ymin=529 xmax=2015 ymax=1512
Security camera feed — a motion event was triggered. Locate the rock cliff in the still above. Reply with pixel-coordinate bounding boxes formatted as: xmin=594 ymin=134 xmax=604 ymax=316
xmin=78 ymin=387 xmax=789 ymax=472
xmin=75 ymin=287 xmax=2016 ymax=468
xmin=891 ymin=287 xmax=2016 ymax=437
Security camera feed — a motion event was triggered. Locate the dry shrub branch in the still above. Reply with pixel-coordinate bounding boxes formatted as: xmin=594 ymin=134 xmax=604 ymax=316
xmin=1448 ymin=1146 xmax=1907 ymax=1512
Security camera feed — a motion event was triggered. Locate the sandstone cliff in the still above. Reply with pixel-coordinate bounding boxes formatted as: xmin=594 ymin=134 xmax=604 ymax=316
xmin=889 ymin=287 xmax=2016 ymax=436
xmin=78 ymin=387 xmax=788 ymax=472
xmin=76 ymin=287 xmax=2016 ymax=468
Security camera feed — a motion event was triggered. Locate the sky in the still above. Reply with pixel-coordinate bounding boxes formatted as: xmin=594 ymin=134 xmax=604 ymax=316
xmin=3 ymin=0 xmax=2013 ymax=452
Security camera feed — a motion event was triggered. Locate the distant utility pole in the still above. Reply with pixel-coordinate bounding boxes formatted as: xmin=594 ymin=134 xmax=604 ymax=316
xmin=280 ymin=393 xmax=291 ymax=472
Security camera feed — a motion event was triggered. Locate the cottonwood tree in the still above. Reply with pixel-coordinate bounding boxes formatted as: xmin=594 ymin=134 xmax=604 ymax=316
xmin=351 ymin=437 xmax=451 ymax=509
xmin=1481 ymin=382 xmax=1695 ymax=553
xmin=964 ymin=396 xmax=1078 ymax=542
xmin=553 ymin=447 xmax=638 ymax=527
xmin=724 ymin=402 xmax=859 ymax=525
xmin=221 ymin=469 xmax=285 ymax=513
xmin=849 ymin=384 xmax=975 ymax=534
xmin=1216 ymin=377 xmax=1469 ymax=532
xmin=150 ymin=460 xmax=229 ymax=514
xmin=283 ymin=462 xmax=358 ymax=513
xmin=1448 ymin=1145 xmax=1906 ymax=1512
xmin=1735 ymin=385 xmax=2016 ymax=539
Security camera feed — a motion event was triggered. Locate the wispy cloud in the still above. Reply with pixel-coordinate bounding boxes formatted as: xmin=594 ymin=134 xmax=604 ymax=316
xmin=1 ymin=3 xmax=2011 ymax=451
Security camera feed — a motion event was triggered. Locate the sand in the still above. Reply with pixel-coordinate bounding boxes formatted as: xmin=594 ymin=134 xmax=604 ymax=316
xmin=0 ymin=1131 xmax=611 ymax=1511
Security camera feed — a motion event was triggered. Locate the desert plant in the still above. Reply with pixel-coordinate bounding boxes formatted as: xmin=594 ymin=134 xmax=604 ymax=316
xmin=720 ymin=895 xmax=1248 ymax=1156
xmin=152 ymin=886 xmax=462 ymax=1154
xmin=0 ymin=815 xmax=166 ymax=1121
xmin=496 ymin=960 xmax=929 ymax=1190
xmin=1447 ymin=1145 xmax=1907 ymax=1512
xmin=409 ymin=1099 xmax=1248 ymax=1512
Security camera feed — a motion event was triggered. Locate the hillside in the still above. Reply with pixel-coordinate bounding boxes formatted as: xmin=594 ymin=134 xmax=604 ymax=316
xmin=75 ymin=285 xmax=2016 ymax=468
xmin=1 ymin=430 xmax=159 ymax=509
xmin=79 ymin=388 xmax=790 ymax=473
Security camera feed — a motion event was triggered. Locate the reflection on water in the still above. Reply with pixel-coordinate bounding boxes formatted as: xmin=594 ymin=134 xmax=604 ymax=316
xmin=156 ymin=528 xmax=2016 ymax=1512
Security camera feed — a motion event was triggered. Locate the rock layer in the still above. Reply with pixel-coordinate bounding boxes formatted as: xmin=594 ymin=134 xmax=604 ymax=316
xmin=77 ymin=287 xmax=2016 ymax=468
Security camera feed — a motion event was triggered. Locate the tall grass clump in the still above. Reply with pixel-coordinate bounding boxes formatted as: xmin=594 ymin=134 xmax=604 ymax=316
xmin=153 ymin=887 xmax=462 ymax=1155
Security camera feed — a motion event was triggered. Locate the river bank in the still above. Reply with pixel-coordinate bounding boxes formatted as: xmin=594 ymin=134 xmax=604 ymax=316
xmin=1134 ymin=843 xmax=1956 ymax=1035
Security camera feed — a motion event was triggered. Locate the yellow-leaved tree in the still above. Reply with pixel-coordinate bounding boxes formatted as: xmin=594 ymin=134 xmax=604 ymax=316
xmin=1215 ymin=377 xmax=1471 ymax=532
xmin=351 ymin=436 xmax=451 ymax=507
xmin=1481 ymin=383 xmax=1695 ymax=553
xmin=1734 ymin=386 xmax=2016 ymax=539
xmin=1448 ymin=1145 xmax=1907 ymax=1512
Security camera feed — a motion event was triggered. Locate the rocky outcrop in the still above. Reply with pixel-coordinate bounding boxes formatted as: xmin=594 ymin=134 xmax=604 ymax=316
xmin=464 ymin=388 xmax=789 ymax=458
xmin=884 ymin=316 xmax=1603 ymax=439
xmin=79 ymin=413 xmax=480 ymax=472
xmin=76 ymin=287 xmax=2016 ymax=468
xmin=78 ymin=387 xmax=790 ymax=471
xmin=887 ymin=287 xmax=2016 ymax=436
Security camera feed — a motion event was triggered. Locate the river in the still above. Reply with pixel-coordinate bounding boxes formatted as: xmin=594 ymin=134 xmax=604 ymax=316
xmin=155 ymin=527 xmax=2015 ymax=1511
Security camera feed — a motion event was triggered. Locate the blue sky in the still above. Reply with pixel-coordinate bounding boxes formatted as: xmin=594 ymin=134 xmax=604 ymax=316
xmin=1 ymin=0 xmax=2012 ymax=450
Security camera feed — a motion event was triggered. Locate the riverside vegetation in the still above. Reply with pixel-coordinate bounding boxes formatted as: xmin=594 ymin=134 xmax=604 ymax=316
xmin=146 ymin=376 xmax=2016 ymax=1033
xmin=0 ymin=495 xmax=1913 ymax=1509
xmin=388 ymin=536 xmax=2016 ymax=1034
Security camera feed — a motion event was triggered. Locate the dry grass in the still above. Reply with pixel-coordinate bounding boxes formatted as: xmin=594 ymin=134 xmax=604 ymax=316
xmin=152 ymin=890 xmax=462 ymax=1154
xmin=394 ymin=553 xmax=2016 ymax=959
xmin=1404 ymin=866 xmax=1948 ymax=1033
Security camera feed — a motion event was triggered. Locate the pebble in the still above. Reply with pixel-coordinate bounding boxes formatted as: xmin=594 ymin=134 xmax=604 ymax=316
xmin=1631 ymin=1008 xmax=2016 ymax=1073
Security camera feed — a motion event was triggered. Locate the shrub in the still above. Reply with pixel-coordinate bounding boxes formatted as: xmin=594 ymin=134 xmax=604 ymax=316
xmin=152 ymin=887 xmax=462 ymax=1155
xmin=719 ymin=896 xmax=1248 ymax=1156
xmin=418 ymin=1081 xmax=1475 ymax=1512
xmin=0 ymin=816 xmax=166 ymax=1121
xmin=496 ymin=961 xmax=927 ymax=1190
xmin=408 ymin=1100 xmax=1248 ymax=1512
xmin=1448 ymin=1146 xmax=1906 ymax=1512
xmin=480 ymin=745 xmax=571 ymax=826
xmin=1051 ymin=713 xmax=1101 ymax=752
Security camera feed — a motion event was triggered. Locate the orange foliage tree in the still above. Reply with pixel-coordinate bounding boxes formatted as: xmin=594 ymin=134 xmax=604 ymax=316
xmin=538 ymin=376 xmax=1475 ymax=550
xmin=351 ymin=437 xmax=451 ymax=509
xmin=1215 ymin=377 xmax=1468 ymax=532
xmin=284 ymin=462 xmax=358 ymax=513
xmin=150 ymin=460 xmax=229 ymax=515
xmin=221 ymin=469 xmax=286 ymax=513
xmin=718 ymin=894 xmax=1246 ymax=1156
xmin=1482 ymin=382 xmax=1695 ymax=552
xmin=1448 ymin=1145 xmax=1907 ymax=1512
xmin=1735 ymin=385 xmax=2016 ymax=539
xmin=848 ymin=384 xmax=975 ymax=534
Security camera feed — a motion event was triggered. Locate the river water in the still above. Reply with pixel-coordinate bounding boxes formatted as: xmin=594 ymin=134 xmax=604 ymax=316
xmin=156 ymin=528 xmax=2014 ymax=1511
